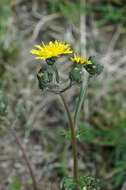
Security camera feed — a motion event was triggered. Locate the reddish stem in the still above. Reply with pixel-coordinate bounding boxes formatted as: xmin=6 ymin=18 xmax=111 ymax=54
xmin=60 ymin=94 xmax=78 ymax=183
xmin=11 ymin=128 xmax=38 ymax=190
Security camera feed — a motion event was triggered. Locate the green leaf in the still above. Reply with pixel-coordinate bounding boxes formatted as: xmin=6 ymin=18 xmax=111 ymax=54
xmin=59 ymin=128 xmax=71 ymax=139
xmin=60 ymin=176 xmax=77 ymax=190
xmin=8 ymin=178 xmax=22 ymax=190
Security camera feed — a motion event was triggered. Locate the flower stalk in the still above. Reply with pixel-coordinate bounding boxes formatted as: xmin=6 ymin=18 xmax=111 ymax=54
xmin=74 ymin=73 xmax=90 ymax=129
xmin=52 ymin=64 xmax=60 ymax=83
xmin=60 ymin=94 xmax=78 ymax=184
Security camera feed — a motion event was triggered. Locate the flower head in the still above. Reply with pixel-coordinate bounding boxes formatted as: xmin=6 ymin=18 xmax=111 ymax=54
xmin=71 ymin=54 xmax=92 ymax=65
xmin=31 ymin=40 xmax=73 ymax=60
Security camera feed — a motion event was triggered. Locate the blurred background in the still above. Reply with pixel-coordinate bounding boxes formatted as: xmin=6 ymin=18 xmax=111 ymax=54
xmin=0 ymin=0 xmax=126 ymax=189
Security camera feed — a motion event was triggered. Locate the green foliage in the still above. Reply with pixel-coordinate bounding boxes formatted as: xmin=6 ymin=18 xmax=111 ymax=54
xmin=77 ymin=94 xmax=126 ymax=189
xmin=60 ymin=176 xmax=101 ymax=190
xmin=89 ymin=0 xmax=126 ymax=29
xmin=49 ymin=0 xmax=59 ymax=13
xmin=0 ymin=0 xmax=17 ymax=63
xmin=49 ymin=0 xmax=126 ymax=31
xmin=59 ymin=128 xmax=71 ymax=139
xmin=0 ymin=0 xmax=18 ymax=106
xmin=8 ymin=178 xmax=22 ymax=190
xmin=59 ymin=1 xmax=84 ymax=23
xmin=79 ymin=176 xmax=101 ymax=190
xmin=0 ymin=91 xmax=9 ymax=127
xmin=49 ymin=0 xmax=86 ymax=23
xmin=60 ymin=176 xmax=77 ymax=190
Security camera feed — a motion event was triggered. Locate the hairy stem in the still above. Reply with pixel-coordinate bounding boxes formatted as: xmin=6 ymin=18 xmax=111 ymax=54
xmin=52 ymin=64 xmax=60 ymax=83
xmin=60 ymin=94 xmax=78 ymax=183
xmin=11 ymin=128 xmax=38 ymax=190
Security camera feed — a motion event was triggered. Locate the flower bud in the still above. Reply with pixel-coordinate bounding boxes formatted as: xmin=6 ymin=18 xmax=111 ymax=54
xmin=69 ymin=65 xmax=83 ymax=84
xmin=84 ymin=56 xmax=103 ymax=76
xmin=37 ymin=68 xmax=53 ymax=90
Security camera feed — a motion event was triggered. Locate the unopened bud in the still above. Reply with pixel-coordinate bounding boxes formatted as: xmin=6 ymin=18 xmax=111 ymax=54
xmin=69 ymin=66 xmax=83 ymax=84
xmin=84 ymin=56 xmax=103 ymax=76
xmin=37 ymin=68 xmax=53 ymax=90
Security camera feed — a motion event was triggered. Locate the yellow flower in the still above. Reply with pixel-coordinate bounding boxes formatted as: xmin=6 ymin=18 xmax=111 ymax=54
xmin=71 ymin=54 xmax=92 ymax=65
xmin=83 ymin=186 xmax=87 ymax=190
xmin=30 ymin=40 xmax=73 ymax=60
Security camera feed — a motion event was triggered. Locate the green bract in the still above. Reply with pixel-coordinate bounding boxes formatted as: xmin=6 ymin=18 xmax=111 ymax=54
xmin=37 ymin=68 xmax=53 ymax=90
xmin=46 ymin=57 xmax=56 ymax=65
xmin=84 ymin=56 xmax=103 ymax=76
xmin=69 ymin=65 xmax=83 ymax=84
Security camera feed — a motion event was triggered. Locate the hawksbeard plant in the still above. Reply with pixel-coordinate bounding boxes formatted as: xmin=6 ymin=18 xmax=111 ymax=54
xmin=4 ymin=41 xmax=103 ymax=190
xmin=30 ymin=40 xmax=103 ymax=190
xmin=6 ymin=41 xmax=103 ymax=190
